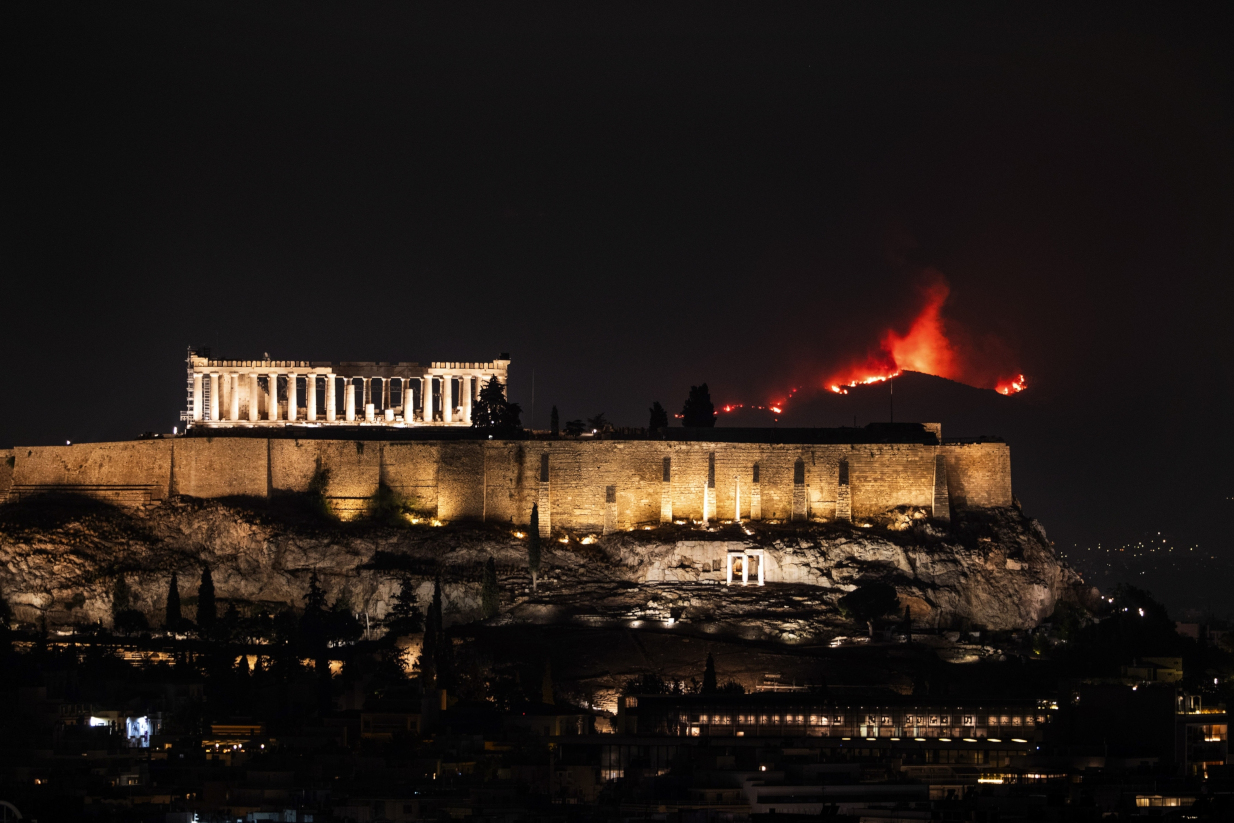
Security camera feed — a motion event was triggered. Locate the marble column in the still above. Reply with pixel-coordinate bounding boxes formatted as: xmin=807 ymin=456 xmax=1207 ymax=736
xmin=248 ymin=374 xmax=260 ymax=422
xmin=422 ymin=376 xmax=433 ymax=423
xmin=325 ymin=376 xmax=337 ymax=422
xmin=229 ymin=375 xmax=240 ymax=421
xmin=306 ymin=374 xmax=317 ymax=422
xmin=192 ymin=374 xmax=203 ymax=421
xmin=742 ymin=553 xmax=749 ymax=585
xmin=461 ymin=376 xmax=473 ymax=424
xmin=345 ymin=381 xmax=356 ymax=421
xmin=287 ymin=374 xmax=298 ymax=422
xmin=382 ymin=378 xmax=390 ymax=411
xmin=442 ymin=375 xmax=453 ymax=423
xmin=268 ymin=373 xmax=280 ymax=421
xmin=208 ymin=373 xmax=220 ymax=421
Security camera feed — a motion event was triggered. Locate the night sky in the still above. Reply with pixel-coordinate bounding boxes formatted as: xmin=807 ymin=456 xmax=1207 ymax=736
xmin=5 ymin=5 xmax=1231 ymax=612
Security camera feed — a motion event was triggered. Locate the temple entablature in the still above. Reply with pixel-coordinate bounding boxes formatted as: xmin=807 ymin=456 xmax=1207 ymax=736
xmin=182 ymin=349 xmax=510 ymax=428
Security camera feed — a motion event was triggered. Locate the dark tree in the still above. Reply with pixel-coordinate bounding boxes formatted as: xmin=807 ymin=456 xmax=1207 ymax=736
xmin=197 ymin=566 xmax=216 ymax=630
xmin=541 ymin=659 xmax=555 ymax=705
xmin=648 ymin=401 xmax=669 ymax=431
xmin=471 ymin=377 xmax=523 ymax=436
xmin=111 ymin=574 xmax=132 ymax=623
xmin=0 ymin=583 xmax=11 ymax=629
xmin=165 ymin=572 xmax=182 ymax=631
xmin=586 ymin=413 xmax=610 ymax=433
xmin=680 ymin=384 xmax=716 ymax=427
xmin=481 ymin=556 xmax=499 ymax=619
xmin=701 ymin=651 xmax=718 ymax=694
xmin=838 ymin=582 xmax=900 ymax=637
xmin=564 ymin=419 xmax=585 ymax=436
xmin=550 ymin=405 xmax=559 ymax=437
xmin=528 ymin=504 xmax=542 ymax=592
xmin=386 ymin=577 xmax=424 ymax=636
xmin=115 ymin=609 xmax=149 ymax=636
xmin=421 ymin=572 xmax=443 ymax=687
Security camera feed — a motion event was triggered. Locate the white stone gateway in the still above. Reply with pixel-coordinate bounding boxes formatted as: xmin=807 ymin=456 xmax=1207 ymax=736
xmin=181 ymin=348 xmax=510 ymax=428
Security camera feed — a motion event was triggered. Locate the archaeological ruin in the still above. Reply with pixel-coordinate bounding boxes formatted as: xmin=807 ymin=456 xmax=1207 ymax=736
xmin=180 ymin=348 xmax=511 ymax=428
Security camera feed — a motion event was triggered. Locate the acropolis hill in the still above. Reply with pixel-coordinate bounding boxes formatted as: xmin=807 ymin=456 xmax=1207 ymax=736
xmin=0 ymin=352 xmax=1089 ymax=640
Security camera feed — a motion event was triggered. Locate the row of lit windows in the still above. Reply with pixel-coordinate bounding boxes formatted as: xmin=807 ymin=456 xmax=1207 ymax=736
xmin=681 ymin=713 xmax=1044 ymax=727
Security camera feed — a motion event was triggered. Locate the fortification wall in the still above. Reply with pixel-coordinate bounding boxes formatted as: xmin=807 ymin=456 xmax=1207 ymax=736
xmin=5 ymin=436 xmax=1013 ymax=529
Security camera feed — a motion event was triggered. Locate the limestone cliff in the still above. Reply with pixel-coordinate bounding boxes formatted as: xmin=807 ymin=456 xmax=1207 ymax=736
xmin=0 ymin=497 xmax=1088 ymax=637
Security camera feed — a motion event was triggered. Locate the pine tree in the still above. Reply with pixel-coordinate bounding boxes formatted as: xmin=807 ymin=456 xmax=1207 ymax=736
xmin=681 ymin=384 xmax=716 ymax=427
xmin=111 ymin=574 xmax=132 ymax=623
xmin=386 ymin=577 xmax=424 ymax=636
xmin=165 ymin=572 xmax=182 ymax=631
xmin=550 ymin=406 xmax=559 ymax=437
xmin=528 ymin=504 xmax=542 ymax=592
xmin=648 ymin=401 xmax=668 ymax=431
xmin=481 ymin=557 xmax=499 ymax=619
xmin=197 ymin=566 xmax=216 ymax=630
xmin=702 ymin=651 xmax=718 ymax=694
xmin=471 ymin=377 xmax=523 ymax=436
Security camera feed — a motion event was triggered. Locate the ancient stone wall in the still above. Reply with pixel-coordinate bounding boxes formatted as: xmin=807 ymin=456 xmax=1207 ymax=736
xmin=5 ymin=436 xmax=1013 ymax=529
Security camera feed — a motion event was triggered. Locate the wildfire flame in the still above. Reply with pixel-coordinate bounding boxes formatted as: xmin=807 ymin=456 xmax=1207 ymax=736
xmin=825 ymin=273 xmax=1025 ymax=396
xmin=719 ymin=271 xmax=1025 ymax=417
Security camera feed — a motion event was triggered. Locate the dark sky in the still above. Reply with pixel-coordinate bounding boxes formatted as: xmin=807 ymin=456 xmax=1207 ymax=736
xmin=4 ymin=5 xmax=1232 ymax=609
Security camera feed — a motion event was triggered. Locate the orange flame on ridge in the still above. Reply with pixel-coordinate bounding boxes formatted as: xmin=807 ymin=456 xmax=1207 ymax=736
xmin=825 ymin=273 xmax=1025 ymax=396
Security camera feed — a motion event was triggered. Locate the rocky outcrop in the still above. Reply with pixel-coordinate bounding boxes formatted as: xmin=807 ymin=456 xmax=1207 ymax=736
xmin=0 ymin=497 xmax=1088 ymax=636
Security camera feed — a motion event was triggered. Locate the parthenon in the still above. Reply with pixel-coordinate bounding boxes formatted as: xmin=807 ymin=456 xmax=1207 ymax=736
xmin=182 ymin=349 xmax=510 ymax=428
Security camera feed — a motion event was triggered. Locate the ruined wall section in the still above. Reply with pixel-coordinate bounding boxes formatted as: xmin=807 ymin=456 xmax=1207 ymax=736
xmin=0 ymin=450 xmax=14 ymax=498
xmin=4 ymin=437 xmax=1013 ymax=528
xmin=10 ymin=441 xmax=173 ymax=502
xmin=940 ymin=442 xmax=1013 ymax=509
xmin=847 ymin=445 xmax=938 ymax=519
xmin=174 ymin=438 xmax=268 ymax=499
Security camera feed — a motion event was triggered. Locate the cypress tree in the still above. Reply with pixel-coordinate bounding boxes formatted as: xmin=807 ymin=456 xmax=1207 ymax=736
xmin=111 ymin=574 xmax=132 ymax=623
xmin=481 ymin=556 xmax=499 ymax=619
xmin=165 ymin=572 xmax=182 ymax=631
xmin=541 ymin=658 xmax=555 ymax=705
xmin=197 ymin=566 xmax=216 ymax=630
xmin=528 ymin=504 xmax=542 ymax=592
xmin=681 ymin=384 xmax=717 ymax=427
xmin=702 ymin=651 xmax=718 ymax=694
xmin=648 ymin=401 xmax=668 ymax=431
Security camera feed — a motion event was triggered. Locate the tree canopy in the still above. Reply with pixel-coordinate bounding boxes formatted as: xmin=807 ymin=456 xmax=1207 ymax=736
xmin=648 ymin=401 xmax=668 ymax=431
xmin=680 ymin=384 xmax=716 ymax=427
xmin=837 ymin=581 xmax=900 ymax=636
xmin=471 ymin=377 xmax=523 ymax=436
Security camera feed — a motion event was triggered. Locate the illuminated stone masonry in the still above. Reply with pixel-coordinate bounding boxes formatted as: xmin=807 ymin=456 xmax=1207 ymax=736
xmin=183 ymin=350 xmax=510 ymax=428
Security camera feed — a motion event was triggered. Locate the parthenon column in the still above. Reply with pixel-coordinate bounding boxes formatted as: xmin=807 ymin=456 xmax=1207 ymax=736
xmin=248 ymin=374 xmax=260 ymax=422
xmin=208 ymin=373 xmax=220 ymax=421
xmin=268 ymin=373 xmax=280 ymax=421
xmin=461 ymin=376 xmax=473 ymax=424
xmin=192 ymin=374 xmax=203 ymax=421
xmin=382 ymin=378 xmax=390 ymax=411
xmin=442 ymin=375 xmax=453 ymax=423
xmin=325 ymin=375 xmax=337 ymax=422
xmin=229 ymin=374 xmax=240 ymax=421
xmin=345 ymin=381 xmax=356 ymax=422
xmin=422 ymin=376 xmax=433 ymax=423
xmin=287 ymin=374 xmax=298 ymax=422
xmin=400 ymin=377 xmax=412 ymax=419
xmin=306 ymin=374 xmax=317 ymax=422
xmin=362 ymin=378 xmax=371 ymax=409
